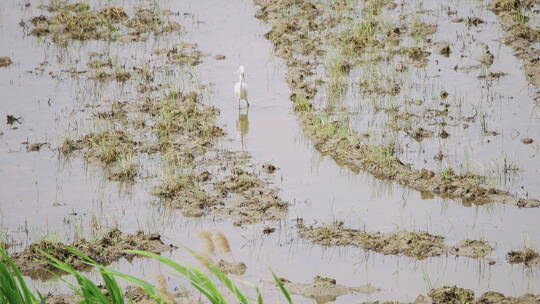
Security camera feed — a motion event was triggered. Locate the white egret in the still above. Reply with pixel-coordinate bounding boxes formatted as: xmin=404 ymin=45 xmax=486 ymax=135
xmin=234 ymin=65 xmax=249 ymax=108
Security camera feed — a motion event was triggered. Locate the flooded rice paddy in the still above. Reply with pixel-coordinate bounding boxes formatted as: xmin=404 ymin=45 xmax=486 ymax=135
xmin=0 ymin=0 xmax=539 ymax=302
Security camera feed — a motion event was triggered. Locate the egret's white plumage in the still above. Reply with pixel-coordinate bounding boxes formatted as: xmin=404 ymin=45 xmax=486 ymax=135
xmin=234 ymin=65 xmax=249 ymax=107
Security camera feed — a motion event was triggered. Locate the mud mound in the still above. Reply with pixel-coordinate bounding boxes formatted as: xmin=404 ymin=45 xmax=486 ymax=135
xmin=0 ymin=56 xmax=13 ymax=67
xmin=10 ymin=229 xmax=173 ymax=280
xmin=299 ymin=222 xmax=492 ymax=259
xmin=451 ymin=239 xmax=493 ymax=258
xmin=281 ymin=275 xmax=379 ymax=304
xmin=363 ymin=286 xmax=539 ymax=304
xmin=506 ymin=248 xmax=540 ymax=266
xmin=216 ymin=167 xmax=288 ymax=226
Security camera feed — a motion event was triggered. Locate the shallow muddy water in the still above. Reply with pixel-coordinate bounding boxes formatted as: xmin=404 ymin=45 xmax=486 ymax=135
xmin=321 ymin=0 xmax=540 ymax=199
xmin=1 ymin=0 xmax=540 ymax=303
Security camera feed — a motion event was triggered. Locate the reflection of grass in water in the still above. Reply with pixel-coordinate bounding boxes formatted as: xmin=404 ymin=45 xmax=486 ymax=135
xmin=110 ymin=154 xmax=137 ymax=181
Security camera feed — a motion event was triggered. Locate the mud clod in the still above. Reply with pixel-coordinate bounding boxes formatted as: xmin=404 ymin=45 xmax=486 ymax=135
xmin=520 ymin=138 xmax=534 ymax=144
xmin=408 ymin=127 xmax=434 ymax=141
xmin=262 ymin=163 xmax=278 ymax=173
xmin=26 ymin=142 xmax=48 ymax=152
xmin=466 ymin=17 xmax=485 ymax=27
xmin=450 ymin=239 xmax=493 ymax=258
xmin=217 ymin=168 xmax=263 ymax=193
xmin=363 ymin=286 xmax=540 ymax=304
xmin=506 ymin=248 xmax=540 ymax=266
xmin=429 ymin=286 xmax=474 ymax=304
xmin=434 ymin=43 xmax=451 ymax=56
xmin=0 ymin=56 xmax=13 ymax=67
xmin=6 ymin=114 xmax=22 ymax=125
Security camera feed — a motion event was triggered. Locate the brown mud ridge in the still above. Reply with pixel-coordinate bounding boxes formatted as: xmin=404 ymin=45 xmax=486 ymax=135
xmin=364 ymin=286 xmax=540 ymax=304
xmin=215 ymin=167 xmax=287 ymax=225
xmin=252 ymin=0 xmax=540 ymax=208
xmin=299 ymin=222 xmax=492 ymax=259
xmin=151 ymin=165 xmax=287 ymax=226
xmin=280 ymin=276 xmax=379 ymax=304
xmin=506 ymin=248 xmax=540 ymax=266
xmin=27 ymin=2 xmax=181 ymax=44
xmin=490 ymin=0 xmax=540 ymax=95
xmin=9 ymin=229 xmax=173 ymax=280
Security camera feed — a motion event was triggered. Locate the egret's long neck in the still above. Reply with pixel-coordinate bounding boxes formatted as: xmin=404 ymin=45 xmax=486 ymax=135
xmin=239 ymin=72 xmax=244 ymax=85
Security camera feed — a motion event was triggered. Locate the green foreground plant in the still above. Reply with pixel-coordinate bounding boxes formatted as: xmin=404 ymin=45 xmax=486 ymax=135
xmin=0 ymin=247 xmax=292 ymax=304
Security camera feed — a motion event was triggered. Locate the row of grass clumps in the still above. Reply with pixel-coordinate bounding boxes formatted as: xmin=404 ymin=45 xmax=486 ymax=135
xmin=253 ymin=0 xmax=540 ymax=207
xmin=60 ymin=129 xmax=138 ymax=182
xmin=151 ymin=90 xmax=223 ymax=157
xmin=1 ymin=246 xmax=293 ymax=304
xmin=148 ymin=90 xmax=224 ymax=217
xmin=28 ymin=1 xmax=181 ymax=45
xmin=489 ymin=0 xmax=540 ymax=87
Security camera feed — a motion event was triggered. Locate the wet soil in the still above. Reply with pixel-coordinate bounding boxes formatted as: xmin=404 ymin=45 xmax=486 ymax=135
xmin=10 ymin=229 xmax=173 ymax=280
xmin=281 ymin=276 xmax=379 ymax=304
xmin=506 ymin=248 xmax=540 ymax=266
xmin=298 ymin=221 xmax=492 ymax=259
xmin=364 ymin=286 xmax=540 ymax=304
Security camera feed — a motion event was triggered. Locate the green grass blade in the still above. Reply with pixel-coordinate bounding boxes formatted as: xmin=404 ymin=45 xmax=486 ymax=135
xmin=124 ymin=249 xmax=225 ymax=304
xmin=101 ymin=271 xmax=124 ymax=304
xmin=272 ymin=272 xmax=292 ymax=304
xmin=61 ymin=246 xmax=124 ymax=302
xmin=98 ymin=267 xmax=161 ymax=303
xmin=0 ymin=249 xmax=37 ymax=304
xmin=256 ymin=287 xmax=263 ymax=304
xmin=184 ymin=246 xmax=248 ymax=304
xmin=35 ymin=248 xmax=109 ymax=303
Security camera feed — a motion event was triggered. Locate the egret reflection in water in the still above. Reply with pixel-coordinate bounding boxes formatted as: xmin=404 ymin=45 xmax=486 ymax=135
xmin=236 ymin=108 xmax=249 ymax=151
